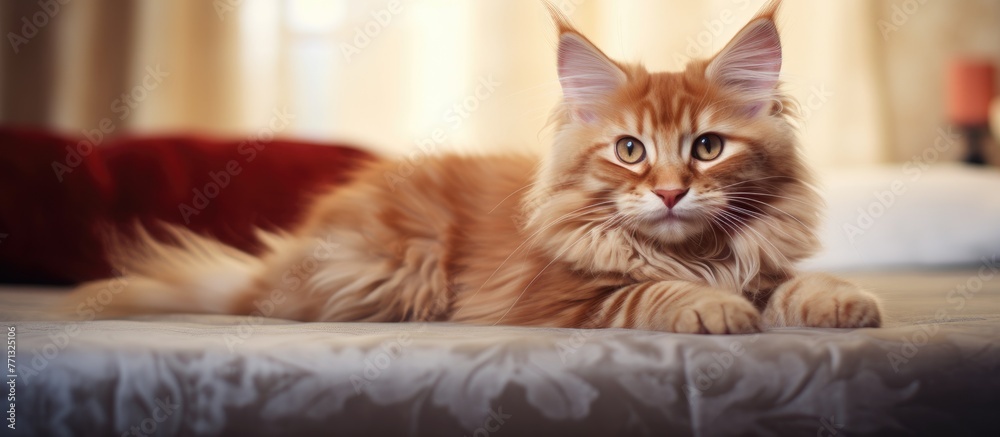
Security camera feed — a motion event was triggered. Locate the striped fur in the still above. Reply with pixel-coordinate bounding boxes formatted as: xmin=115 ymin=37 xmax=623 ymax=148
xmin=68 ymin=0 xmax=881 ymax=333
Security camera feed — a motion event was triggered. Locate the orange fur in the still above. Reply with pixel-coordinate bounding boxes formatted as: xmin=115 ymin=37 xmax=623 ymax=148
xmin=69 ymin=0 xmax=882 ymax=333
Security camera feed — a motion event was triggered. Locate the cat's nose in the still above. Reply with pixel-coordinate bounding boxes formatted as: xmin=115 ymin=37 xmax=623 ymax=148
xmin=653 ymin=188 xmax=689 ymax=209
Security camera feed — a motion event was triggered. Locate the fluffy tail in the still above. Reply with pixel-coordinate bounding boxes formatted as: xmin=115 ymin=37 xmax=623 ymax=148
xmin=65 ymin=225 xmax=276 ymax=319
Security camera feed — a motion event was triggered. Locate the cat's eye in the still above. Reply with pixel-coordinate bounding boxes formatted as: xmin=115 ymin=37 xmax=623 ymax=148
xmin=615 ymin=136 xmax=646 ymax=164
xmin=692 ymin=134 xmax=724 ymax=161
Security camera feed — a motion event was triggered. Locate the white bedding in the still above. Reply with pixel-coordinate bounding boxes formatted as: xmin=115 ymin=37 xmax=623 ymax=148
xmin=805 ymin=164 xmax=1000 ymax=271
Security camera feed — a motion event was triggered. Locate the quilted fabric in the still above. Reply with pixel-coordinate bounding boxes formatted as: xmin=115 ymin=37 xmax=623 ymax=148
xmin=2 ymin=270 xmax=999 ymax=436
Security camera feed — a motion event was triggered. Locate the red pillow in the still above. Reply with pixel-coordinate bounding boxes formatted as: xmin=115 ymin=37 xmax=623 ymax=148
xmin=0 ymin=126 xmax=374 ymax=285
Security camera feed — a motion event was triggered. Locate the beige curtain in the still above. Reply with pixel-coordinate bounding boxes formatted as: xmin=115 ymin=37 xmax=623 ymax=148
xmin=3 ymin=1 xmax=998 ymax=167
xmin=312 ymin=0 xmax=892 ymax=168
xmin=0 ymin=0 xmax=244 ymax=138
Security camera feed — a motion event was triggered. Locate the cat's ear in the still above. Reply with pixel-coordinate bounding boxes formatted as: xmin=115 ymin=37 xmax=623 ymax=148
xmin=550 ymin=6 xmax=626 ymax=122
xmin=706 ymin=0 xmax=782 ymax=110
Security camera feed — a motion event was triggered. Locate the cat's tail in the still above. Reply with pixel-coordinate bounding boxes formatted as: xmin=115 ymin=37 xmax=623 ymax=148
xmin=64 ymin=224 xmax=279 ymax=319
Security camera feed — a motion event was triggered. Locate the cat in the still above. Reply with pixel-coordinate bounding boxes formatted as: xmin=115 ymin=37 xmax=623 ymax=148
xmin=70 ymin=0 xmax=881 ymax=334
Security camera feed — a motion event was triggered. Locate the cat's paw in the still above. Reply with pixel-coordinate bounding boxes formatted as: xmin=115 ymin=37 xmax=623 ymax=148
xmin=671 ymin=294 xmax=761 ymax=334
xmin=802 ymin=286 xmax=882 ymax=328
xmin=764 ymin=274 xmax=882 ymax=328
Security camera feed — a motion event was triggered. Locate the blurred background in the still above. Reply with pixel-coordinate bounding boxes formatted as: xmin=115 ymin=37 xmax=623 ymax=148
xmin=2 ymin=0 xmax=999 ymax=166
xmin=2 ymin=0 xmax=1000 ymax=284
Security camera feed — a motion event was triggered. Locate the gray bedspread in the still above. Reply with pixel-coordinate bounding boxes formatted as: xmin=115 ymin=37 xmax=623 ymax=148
xmin=2 ymin=270 xmax=999 ymax=436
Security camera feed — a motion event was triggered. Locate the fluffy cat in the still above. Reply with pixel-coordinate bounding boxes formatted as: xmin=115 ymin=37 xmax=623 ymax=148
xmin=70 ymin=0 xmax=882 ymax=334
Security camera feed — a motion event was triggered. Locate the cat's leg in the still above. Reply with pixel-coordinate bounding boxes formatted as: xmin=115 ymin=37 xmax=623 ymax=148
xmin=762 ymin=273 xmax=882 ymax=328
xmin=598 ymin=281 xmax=761 ymax=334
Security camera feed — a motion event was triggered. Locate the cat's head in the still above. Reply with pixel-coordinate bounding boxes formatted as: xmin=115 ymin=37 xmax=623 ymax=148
xmin=527 ymin=0 xmax=820 ymax=284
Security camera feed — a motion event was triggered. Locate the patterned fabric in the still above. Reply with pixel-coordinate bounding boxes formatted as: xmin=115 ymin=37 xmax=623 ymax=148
xmin=2 ymin=271 xmax=999 ymax=436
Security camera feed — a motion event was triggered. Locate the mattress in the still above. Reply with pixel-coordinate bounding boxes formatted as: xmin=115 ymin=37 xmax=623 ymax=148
xmin=2 ymin=270 xmax=999 ymax=436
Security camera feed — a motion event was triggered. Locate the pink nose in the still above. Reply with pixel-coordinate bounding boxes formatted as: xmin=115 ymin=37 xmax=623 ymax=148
xmin=653 ymin=188 xmax=689 ymax=209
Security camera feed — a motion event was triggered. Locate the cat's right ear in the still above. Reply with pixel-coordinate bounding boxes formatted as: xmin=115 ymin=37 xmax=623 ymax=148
xmin=549 ymin=6 xmax=626 ymax=123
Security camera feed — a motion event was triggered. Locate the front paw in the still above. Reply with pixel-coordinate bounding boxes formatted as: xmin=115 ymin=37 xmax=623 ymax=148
xmin=806 ymin=287 xmax=881 ymax=328
xmin=764 ymin=274 xmax=882 ymax=328
xmin=671 ymin=294 xmax=761 ymax=334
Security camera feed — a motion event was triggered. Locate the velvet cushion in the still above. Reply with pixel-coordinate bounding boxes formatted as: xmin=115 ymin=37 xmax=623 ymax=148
xmin=0 ymin=127 xmax=374 ymax=284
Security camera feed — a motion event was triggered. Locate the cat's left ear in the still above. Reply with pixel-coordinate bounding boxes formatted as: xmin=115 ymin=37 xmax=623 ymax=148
xmin=706 ymin=0 xmax=782 ymax=111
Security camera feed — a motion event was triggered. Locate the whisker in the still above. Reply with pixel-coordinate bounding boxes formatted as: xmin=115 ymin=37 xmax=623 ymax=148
xmin=724 ymin=190 xmax=816 ymax=207
xmin=724 ymin=195 xmax=812 ymax=230
xmin=493 ymin=212 xmax=620 ymax=325
xmin=453 ymin=200 xmax=618 ymax=317
xmin=487 ymin=183 xmax=535 ymax=214
xmin=522 ymin=200 xmax=619 ymax=251
xmin=725 ymin=204 xmax=799 ymax=241
xmin=713 ymin=175 xmax=807 ymax=191
xmin=718 ymin=210 xmax=790 ymax=268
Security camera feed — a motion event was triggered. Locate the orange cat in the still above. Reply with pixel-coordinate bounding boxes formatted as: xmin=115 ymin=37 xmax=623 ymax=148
xmin=71 ymin=0 xmax=881 ymax=334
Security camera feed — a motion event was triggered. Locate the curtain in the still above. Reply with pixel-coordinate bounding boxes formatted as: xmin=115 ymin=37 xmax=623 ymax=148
xmin=0 ymin=0 xmax=244 ymax=138
xmin=2 ymin=1 xmax=998 ymax=167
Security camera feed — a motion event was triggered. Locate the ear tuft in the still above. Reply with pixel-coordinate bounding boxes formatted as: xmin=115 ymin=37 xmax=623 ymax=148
xmin=546 ymin=2 xmax=625 ymax=121
xmin=544 ymin=1 xmax=576 ymax=35
xmin=706 ymin=1 xmax=783 ymax=102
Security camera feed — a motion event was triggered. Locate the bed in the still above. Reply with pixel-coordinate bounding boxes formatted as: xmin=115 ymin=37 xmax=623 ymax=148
xmin=3 ymin=162 xmax=1000 ymax=436
xmin=3 ymin=268 xmax=1000 ymax=436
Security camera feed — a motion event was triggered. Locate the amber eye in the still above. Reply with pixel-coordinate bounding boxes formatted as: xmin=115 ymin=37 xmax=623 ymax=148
xmin=692 ymin=134 xmax=724 ymax=161
xmin=615 ymin=136 xmax=646 ymax=164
